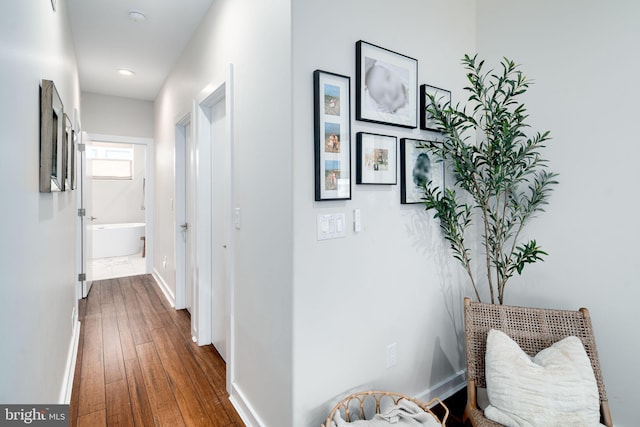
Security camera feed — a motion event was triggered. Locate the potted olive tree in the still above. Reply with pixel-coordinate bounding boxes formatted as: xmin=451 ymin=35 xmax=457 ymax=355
xmin=422 ymin=55 xmax=558 ymax=304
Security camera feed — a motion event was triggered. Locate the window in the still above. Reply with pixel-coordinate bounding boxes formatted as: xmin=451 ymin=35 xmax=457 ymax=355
xmin=87 ymin=142 xmax=134 ymax=180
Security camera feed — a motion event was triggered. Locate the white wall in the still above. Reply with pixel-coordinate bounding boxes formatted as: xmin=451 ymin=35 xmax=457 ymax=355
xmin=0 ymin=0 xmax=80 ymax=403
xmin=476 ymin=2 xmax=640 ymax=425
xmin=81 ymin=92 xmax=154 ymax=137
xmin=291 ymin=1 xmax=476 ymax=425
xmin=90 ymin=144 xmax=146 ymax=225
xmin=153 ymin=0 xmax=293 ymax=425
xmin=151 ymin=1 xmax=637 ymax=426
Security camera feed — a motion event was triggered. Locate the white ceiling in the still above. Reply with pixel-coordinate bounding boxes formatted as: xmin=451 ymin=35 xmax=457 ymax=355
xmin=67 ymin=0 xmax=214 ymax=101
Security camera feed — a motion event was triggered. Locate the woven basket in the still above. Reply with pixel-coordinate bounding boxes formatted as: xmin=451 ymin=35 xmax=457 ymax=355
xmin=321 ymin=390 xmax=448 ymax=427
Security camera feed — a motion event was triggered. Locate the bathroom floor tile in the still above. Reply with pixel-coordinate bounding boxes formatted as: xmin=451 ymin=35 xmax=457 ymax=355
xmin=90 ymin=252 xmax=146 ymax=281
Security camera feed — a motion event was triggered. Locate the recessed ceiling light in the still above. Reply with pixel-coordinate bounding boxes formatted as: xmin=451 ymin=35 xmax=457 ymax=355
xmin=117 ymin=69 xmax=135 ymax=76
xmin=128 ymin=10 xmax=146 ymax=22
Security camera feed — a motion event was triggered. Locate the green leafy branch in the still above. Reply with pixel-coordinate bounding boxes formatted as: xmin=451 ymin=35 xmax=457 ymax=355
xmin=420 ymin=55 xmax=558 ymax=304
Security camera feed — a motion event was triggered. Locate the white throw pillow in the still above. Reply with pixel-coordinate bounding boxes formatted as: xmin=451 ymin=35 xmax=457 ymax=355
xmin=484 ymin=329 xmax=602 ymax=427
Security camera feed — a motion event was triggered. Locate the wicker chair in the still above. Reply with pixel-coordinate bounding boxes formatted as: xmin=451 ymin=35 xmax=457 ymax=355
xmin=463 ymin=297 xmax=613 ymax=426
xmin=321 ymin=391 xmax=448 ymax=427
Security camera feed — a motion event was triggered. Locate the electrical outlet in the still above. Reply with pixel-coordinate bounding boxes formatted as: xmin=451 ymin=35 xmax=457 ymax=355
xmin=386 ymin=343 xmax=397 ymax=368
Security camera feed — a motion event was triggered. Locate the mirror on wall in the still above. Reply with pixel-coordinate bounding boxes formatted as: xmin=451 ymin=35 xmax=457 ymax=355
xmin=40 ymin=79 xmax=65 ymax=192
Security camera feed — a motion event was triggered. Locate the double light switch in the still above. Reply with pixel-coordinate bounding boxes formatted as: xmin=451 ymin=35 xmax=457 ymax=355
xmin=317 ymin=213 xmax=346 ymax=240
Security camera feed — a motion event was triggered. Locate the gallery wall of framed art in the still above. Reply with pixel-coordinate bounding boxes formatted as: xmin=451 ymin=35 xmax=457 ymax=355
xmin=312 ymin=40 xmax=450 ymax=206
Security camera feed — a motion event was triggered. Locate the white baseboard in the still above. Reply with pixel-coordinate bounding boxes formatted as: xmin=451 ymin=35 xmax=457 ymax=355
xmin=229 ymin=382 xmax=266 ymax=427
xmin=152 ymin=268 xmax=175 ymax=307
xmin=415 ymin=370 xmax=467 ymax=404
xmin=228 ymin=372 xmax=465 ymax=427
xmin=59 ymin=319 xmax=81 ymax=404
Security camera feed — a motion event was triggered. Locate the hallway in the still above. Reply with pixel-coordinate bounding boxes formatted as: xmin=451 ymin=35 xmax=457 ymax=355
xmin=69 ymin=275 xmax=243 ymax=426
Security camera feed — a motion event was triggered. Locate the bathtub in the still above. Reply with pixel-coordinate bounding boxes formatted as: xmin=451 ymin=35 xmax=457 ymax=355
xmin=90 ymin=222 xmax=146 ymax=259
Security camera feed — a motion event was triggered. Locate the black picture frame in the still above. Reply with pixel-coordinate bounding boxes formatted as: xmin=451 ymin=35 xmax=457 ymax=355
xmin=64 ymin=113 xmax=75 ymax=191
xmin=356 ymin=132 xmax=397 ymax=185
xmin=356 ymin=40 xmax=418 ymax=128
xmin=40 ymin=79 xmax=65 ymax=192
xmin=400 ymin=138 xmax=444 ymax=204
xmin=314 ymin=70 xmax=351 ymax=201
xmin=420 ymin=84 xmax=451 ymax=132
xmin=70 ymin=128 xmax=77 ymax=190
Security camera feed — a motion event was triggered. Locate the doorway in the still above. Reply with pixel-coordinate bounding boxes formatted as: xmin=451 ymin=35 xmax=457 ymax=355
xmin=175 ymin=116 xmax=195 ymax=314
xmin=172 ymin=71 xmax=233 ymax=371
xmin=209 ymin=93 xmax=231 ymax=362
xmin=87 ymin=141 xmax=147 ymax=280
xmin=78 ymin=134 xmax=154 ymax=297
xmin=191 ymin=81 xmax=232 ymax=360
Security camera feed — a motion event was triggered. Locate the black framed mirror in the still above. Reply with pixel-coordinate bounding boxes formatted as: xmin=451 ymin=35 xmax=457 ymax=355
xmin=40 ymin=79 xmax=65 ymax=192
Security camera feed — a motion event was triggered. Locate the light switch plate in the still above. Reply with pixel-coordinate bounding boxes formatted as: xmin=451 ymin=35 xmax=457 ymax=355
xmin=317 ymin=213 xmax=346 ymax=240
xmin=234 ymin=208 xmax=241 ymax=230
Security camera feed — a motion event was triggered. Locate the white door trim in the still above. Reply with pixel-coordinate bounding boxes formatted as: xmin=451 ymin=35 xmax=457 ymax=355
xmin=192 ymin=64 xmax=235 ymax=394
xmin=174 ymin=114 xmax=192 ymax=310
xmin=225 ymin=64 xmax=236 ymax=393
xmin=192 ymin=84 xmax=224 ymax=345
xmin=79 ymin=130 xmax=92 ymax=298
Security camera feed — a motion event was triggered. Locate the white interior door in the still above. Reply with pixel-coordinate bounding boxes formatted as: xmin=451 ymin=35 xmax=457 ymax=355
xmin=175 ymin=118 xmax=195 ymax=313
xmin=186 ymin=123 xmax=195 ymax=313
xmin=191 ymin=65 xmax=234 ymax=390
xmin=210 ymin=99 xmax=230 ymax=362
xmin=80 ymin=133 xmax=94 ymax=297
xmin=193 ymin=78 xmax=233 ymax=362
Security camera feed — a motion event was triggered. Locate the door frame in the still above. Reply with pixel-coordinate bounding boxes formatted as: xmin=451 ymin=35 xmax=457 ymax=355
xmin=191 ymin=64 xmax=235 ymax=392
xmin=174 ymin=113 xmax=193 ymax=310
xmin=78 ymin=129 xmax=91 ymax=299
xmin=85 ymin=133 xmax=154 ymax=276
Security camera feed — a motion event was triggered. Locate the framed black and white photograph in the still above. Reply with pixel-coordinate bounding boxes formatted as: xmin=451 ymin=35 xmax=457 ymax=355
xmin=356 ymin=41 xmax=418 ymax=128
xmin=400 ymin=138 xmax=444 ymax=204
xmin=420 ymin=84 xmax=451 ymax=132
xmin=314 ymin=70 xmax=351 ymax=201
xmin=356 ymin=132 xmax=397 ymax=185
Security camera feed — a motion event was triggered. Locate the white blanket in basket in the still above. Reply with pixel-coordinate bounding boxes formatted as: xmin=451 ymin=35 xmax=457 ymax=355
xmin=332 ymin=399 xmax=441 ymax=427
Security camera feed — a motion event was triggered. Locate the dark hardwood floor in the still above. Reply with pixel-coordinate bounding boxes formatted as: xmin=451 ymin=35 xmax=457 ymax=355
xmin=69 ymin=274 xmax=244 ymax=426
xmin=69 ymin=274 xmax=469 ymax=426
xmin=441 ymin=387 xmax=470 ymax=427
